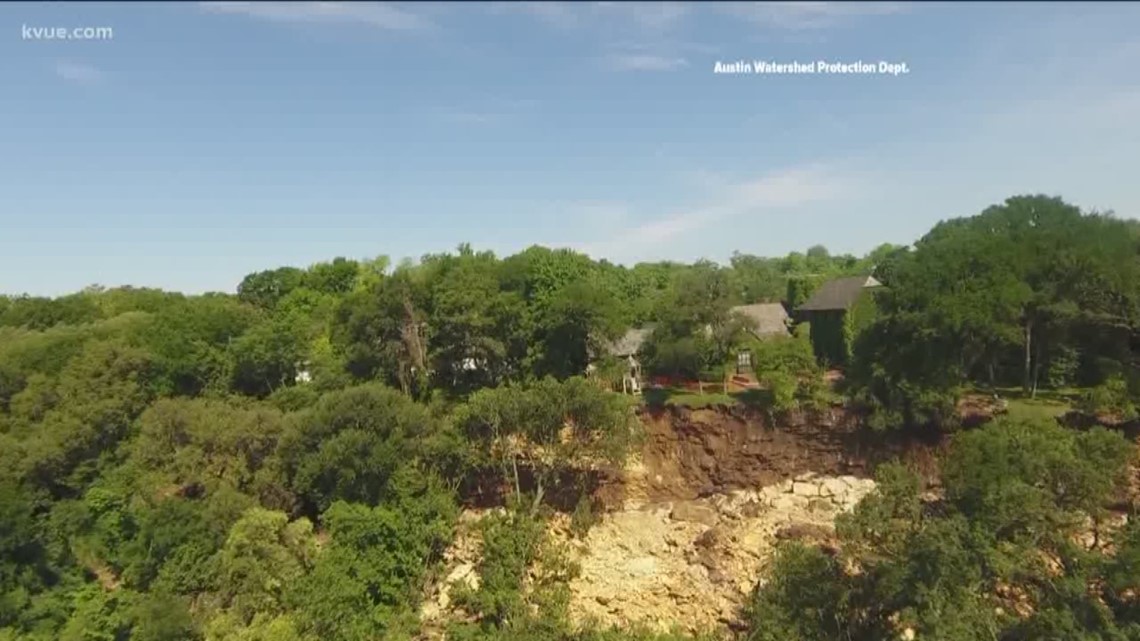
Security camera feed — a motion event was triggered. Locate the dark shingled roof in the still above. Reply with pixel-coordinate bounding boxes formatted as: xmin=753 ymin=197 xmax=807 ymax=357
xmin=730 ymin=303 xmax=791 ymax=338
xmin=797 ymin=276 xmax=882 ymax=312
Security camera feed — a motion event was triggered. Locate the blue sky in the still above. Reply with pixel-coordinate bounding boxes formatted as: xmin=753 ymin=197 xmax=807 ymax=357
xmin=3 ymin=1 xmax=1139 ymax=296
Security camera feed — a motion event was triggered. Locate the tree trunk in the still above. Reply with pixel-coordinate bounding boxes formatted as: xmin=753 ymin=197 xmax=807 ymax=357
xmin=1031 ymin=334 xmax=1042 ymax=399
xmin=398 ymin=368 xmax=410 ymax=396
xmin=510 ymin=454 xmax=521 ymax=503
xmin=1023 ymin=320 xmax=1033 ymax=394
xmin=530 ymin=480 xmax=546 ymax=517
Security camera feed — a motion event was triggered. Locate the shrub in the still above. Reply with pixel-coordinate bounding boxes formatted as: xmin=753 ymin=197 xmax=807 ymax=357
xmin=1078 ymin=376 xmax=1138 ymax=421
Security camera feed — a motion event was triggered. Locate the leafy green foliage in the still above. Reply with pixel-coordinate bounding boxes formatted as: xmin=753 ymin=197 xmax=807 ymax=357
xmin=850 ymin=195 xmax=1140 ymax=431
xmin=454 ymin=377 xmax=637 ymax=513
xmin=744 ymin=333 xmax=826 ymax=413
xmin=289 ymin=477 xmax=456 ymax=641
xmin=450 ymin=507 xmax=580 ymax=641
xmin=4 ymin=194 xmax=1140 ymax=641
xmin=278 ymin=384 xmax=444 ymax=513
xmin=748 ymin=419 xmax=1136 ymax=641
xmin=1078 ymin=376 xmax=1139 ymax=422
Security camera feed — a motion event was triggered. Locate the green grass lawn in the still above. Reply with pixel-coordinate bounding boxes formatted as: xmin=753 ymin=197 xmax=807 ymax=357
xmin=974 ymin=385 xmax=1079 ymax=422
xmin=648 ymin=380 xmax=1086 ymax=418
xmin=641 ymin=387 xmax=732 ymax=409
xmin=641 ymin=387 xmax=775 ymax=410
xmin=1004 ymin=397 xmax=1071 ymax=422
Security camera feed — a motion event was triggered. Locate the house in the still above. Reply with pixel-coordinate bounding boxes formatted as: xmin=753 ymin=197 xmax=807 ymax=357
xmin=728 ymin=303 xmax=791 ymax=375
xmin=294 ymin=360 xmax=313 ymax=384
xmin=795 ymin=275 xmax=882 ymax=365
xmin=588 ymin=326 xmax=652 ymax=394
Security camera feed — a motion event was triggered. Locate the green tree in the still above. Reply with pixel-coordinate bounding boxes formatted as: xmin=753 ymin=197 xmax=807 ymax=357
xmin=332 ymin=269 xmax=430 ymax=397
xmin=455 ymin=377 xmax=636 ymax=514
xmin=422 ymin=246 xmax=528 ymax=393
xmin=237 ymin=268 xmax=306 ymax=310
xmin=303 ymin=258 xmax=360 ymax=297
xmin=277 ymin=384 xmax=443 ymax=512
xmin=211 ymin=508 xmax=316 ymax=624
xmin=229 ymin=320 xmax=308 ymax=397
xmin=131 ymin=398 xmax=290 ymax=505
xmin=289 ymin=475 xmax=455 ymax=641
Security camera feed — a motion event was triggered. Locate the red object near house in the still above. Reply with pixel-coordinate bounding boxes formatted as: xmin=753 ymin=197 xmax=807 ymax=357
xmin=731 ymin=375 xmax=761 ymax=389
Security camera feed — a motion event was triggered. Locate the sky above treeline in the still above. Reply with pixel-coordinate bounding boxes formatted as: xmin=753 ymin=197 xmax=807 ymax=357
xmin=3 ymin=1 xmax=1138 ymax=296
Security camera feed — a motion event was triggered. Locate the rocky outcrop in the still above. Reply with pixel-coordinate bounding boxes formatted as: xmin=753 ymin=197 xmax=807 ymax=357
xmin=421 ymin=474 xmax=875 ymax=635
xmin=555 ymin=473 xmax=876 ymax=634
xmin=625 ymin=405 xmax=941 ymax=507
xmin=421 ymin=401 xmax=918 ymax=637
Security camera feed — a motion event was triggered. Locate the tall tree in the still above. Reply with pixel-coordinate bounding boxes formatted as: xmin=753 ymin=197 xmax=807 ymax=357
xmin=332 ymin=269 xmax=430 ymax=397
xmin=422 ymin=246 xmax=526 ymax=394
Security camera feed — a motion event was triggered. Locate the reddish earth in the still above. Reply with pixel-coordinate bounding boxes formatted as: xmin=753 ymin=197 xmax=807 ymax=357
xmin=595 ymin=403 xmax=945 ymax=508
xmin=464 ymin=398 xmax=1005 ymax=513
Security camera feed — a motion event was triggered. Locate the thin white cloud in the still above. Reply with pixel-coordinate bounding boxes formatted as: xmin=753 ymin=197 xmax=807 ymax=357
xmin=593 ymin=2 xmax=691 ymax=31
xmin=500 ymin=2 xmax=691 ymax=32
xmin=494 ymin=1 xmax=579 ymax=28
xmin=578 ymin=165 xmax=853 ymax=261
xmin=54 ymin=61 xmax=104 ymax=86
xmin=492 ymin=2 xmax=708 ymax=73
xmin=199 ymin=1 xmax=433 ymax=31
xmin=723 ymin=1 xmax=909 ymax=30
xmin=605 ymin=53 xmax=689 ymax=72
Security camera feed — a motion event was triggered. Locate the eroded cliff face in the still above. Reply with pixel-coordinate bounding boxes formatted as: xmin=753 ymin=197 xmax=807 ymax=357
xmin=614 ymin=404 xmax=941 ymax=504
xmin=422 ymin=405 xmax=937 ymax=635
xmin=557 ymin=473 xmax=876 ymax=633
xmin=422 ymin=473 xmax=875 ymax=635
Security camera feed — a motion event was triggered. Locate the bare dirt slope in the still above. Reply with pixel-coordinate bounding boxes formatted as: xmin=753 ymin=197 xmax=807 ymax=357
xmin=423 ymin=405 xmax=939 ymax=635
xmin=557 ymin=473 xmax=875 ymax=633
xmin=615 ymin=404 xmax=940 ymax=504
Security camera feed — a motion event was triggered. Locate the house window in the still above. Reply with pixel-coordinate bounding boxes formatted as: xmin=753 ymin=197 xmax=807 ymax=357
xmin=737 ymin=350 xmax=752 ymax=368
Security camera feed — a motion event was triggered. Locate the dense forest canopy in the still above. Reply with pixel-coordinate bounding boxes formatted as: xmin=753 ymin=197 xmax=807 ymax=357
xmin=2 ymin=194 xmax=1140 ymax=641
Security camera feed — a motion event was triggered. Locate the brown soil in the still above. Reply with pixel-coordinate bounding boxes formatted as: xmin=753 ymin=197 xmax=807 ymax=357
xmin=426 ymin=402 xmax=1138 ymax=637
xmin=423 ymin=404 xmax=953 ymax=637
xmin=599 ymin=404 xmax=944 ymax=508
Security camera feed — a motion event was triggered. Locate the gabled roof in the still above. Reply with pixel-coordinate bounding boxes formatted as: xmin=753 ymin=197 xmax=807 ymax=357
xmin=730 ymin=303 xmax=791 ymax=338
xmin=797 ymin=275 xmax=881 ymax=312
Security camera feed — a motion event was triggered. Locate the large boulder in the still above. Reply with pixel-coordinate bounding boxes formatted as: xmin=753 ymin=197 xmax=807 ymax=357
xmin=819 ymin=477 xmax=848 ymax=498
xmin=792 ymin=481 xmax=820 ymax=497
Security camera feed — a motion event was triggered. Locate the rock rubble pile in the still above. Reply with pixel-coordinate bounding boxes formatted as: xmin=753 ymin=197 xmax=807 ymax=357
xmin=421 ymin=474 xmax=877 ymax=634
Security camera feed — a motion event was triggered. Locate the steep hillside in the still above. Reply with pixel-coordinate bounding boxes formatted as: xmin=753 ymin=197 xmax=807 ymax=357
xmin=613 ymin=404 xmax=943 ymax=504
xmin=423 ymin=405 xmax=914 ymax=635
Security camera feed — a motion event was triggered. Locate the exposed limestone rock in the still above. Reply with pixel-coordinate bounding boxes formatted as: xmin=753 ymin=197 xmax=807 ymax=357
xmin=556 ymin=474 xmax=877 ymax=634
xmin=792 ymin=481 xmax=820 ymax=497
xmin=670 ymin=501 xmax=720 ymax=526
xmin=774 ymin=522 xmax=834 ymax=542
xmin=808 ymin=498 xmax=836 ymax=514
xmin=820 ymin=477 xmax=848 ymax=497
xmin=419 ymin=471 xmax=878 ymax=636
